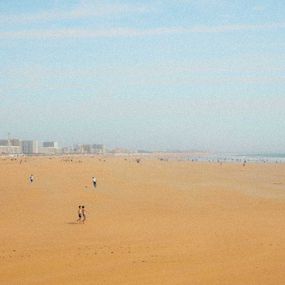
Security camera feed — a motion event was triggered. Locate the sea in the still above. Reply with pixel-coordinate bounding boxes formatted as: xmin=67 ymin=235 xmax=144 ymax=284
xmin=187 ymin=153 xmax=285 ymax=164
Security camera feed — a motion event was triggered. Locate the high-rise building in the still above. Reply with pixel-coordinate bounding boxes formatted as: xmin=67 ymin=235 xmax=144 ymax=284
xmin=21 ymin=140 xmax=39 ymax=155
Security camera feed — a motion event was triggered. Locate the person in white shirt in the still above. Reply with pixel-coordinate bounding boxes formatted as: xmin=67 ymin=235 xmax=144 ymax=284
xmin=92 ymin=176 xmax=97 ymax=188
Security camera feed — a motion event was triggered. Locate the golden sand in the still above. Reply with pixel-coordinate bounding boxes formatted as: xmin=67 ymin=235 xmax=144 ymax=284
xmin=0 ymin=156 xmax=284 ymax=285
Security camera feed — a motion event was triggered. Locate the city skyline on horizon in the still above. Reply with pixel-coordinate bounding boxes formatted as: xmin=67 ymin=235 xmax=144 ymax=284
xmin=1 ymin=133 xmax=285 ymax=155
xmin=1 ymin=1 xmax=285 ymax=153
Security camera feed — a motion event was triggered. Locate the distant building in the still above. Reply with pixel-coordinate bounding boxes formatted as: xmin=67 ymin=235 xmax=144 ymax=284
xmin=0 ymin=139 xmax=20 ymax=146
xmin=62 ymin=146 xmax=73 ymax=154
xmin=111 ymin=148 xmax=130 ymax=154
xmin=0 ymin=146 xmax=21 ymax=154
xmin=92 ymin=144 xmax=105 ymax=153
xmin=72 ymin=144 xmax=106 ymax=154
xmin=81 ymin=144 xmax=92 ymax=153
xmin=21 ymin=140 xmax=39 ymax=155
xmin=10 ymin=139 xmax=21 ymax=146
xmin=43 ymin=141 xmax=58 ymax=148
xmin=72 ymin=144 xmax=80 ymax=153
xmin=0 ymin=138 xmax=21 ymax=154
xmin=0 ymin=140 xmax=8 ymax=146
xmin=39 ymin=141 xmax=61 ymax=155
xmin=39 ymin=146 xmax=61 ymax=155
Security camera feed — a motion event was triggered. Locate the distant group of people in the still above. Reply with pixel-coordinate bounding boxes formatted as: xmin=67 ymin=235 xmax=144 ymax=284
xmin=29 ymin=174 xmax=97 ymax=188
xmin=28 ymin=174 xmax=97 ymax=225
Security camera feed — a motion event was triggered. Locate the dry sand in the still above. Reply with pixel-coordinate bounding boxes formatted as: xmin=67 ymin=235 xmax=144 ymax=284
xmin=0 ymin=156 xmax=284 ymax=285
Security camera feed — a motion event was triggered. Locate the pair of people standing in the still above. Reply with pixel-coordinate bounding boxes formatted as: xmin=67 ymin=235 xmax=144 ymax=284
xmin=77 ymin=206 xmax=86 ymax=223
xmin=76 ymin=177 xmax=96 ymax=224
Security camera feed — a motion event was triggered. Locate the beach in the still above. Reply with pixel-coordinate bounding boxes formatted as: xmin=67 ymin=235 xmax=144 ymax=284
xmin=0 ymin=156 xmax=284 ymax=285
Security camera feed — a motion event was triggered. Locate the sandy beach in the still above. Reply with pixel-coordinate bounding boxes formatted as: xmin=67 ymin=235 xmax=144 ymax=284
xmin=0 ymin=156 xmax=284 ymax=285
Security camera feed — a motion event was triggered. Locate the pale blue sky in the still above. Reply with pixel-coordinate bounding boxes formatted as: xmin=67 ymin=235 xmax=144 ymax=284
xmin=1 ymin=0 xmax=285 ymax=152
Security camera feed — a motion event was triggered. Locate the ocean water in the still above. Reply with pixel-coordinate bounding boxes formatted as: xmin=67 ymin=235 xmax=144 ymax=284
xmin=187 ymin=153 xmax=285 ymax=164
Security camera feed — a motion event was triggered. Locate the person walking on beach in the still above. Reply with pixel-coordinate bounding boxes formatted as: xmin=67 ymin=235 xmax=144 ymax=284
xmin=92 ymin=176 xmax=97 ymax=188
xmin=29 ymin=174 xmax=34 ymax=183
xmin=82 ymin=206 xmax=86 ymax=223
xmin=77 ymin=205 xmax=82 ymax=223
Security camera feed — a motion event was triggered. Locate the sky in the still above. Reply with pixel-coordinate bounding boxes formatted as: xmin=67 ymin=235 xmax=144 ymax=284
xmin=1 ymin=0 xmax=285 ymax=152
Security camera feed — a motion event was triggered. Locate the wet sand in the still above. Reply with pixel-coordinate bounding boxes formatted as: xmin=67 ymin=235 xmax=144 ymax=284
xmin=0 ymin=156 xmax=284 ymax=285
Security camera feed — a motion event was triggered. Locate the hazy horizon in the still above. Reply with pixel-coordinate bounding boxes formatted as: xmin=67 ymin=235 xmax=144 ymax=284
xmin=1 ymin=1 xmax=285 ymax=153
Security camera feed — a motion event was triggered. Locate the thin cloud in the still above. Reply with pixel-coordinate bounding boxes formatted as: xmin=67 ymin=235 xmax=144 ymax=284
xmin=0 ymin=2 xmax=150 ymax=24
xmin=0 ymin=27 xmax=184 ymax=40
xmin=191 ymin=22 xmax=285 ymax=33
xmin=2 ymin=62 xmax=285 ymax=96
xmin=1 ymin=22 xmax=285 ymax=40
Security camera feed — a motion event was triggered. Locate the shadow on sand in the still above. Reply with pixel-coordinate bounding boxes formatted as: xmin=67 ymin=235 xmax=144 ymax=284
xmin=66 ymin=222 xmax=80 ymax=225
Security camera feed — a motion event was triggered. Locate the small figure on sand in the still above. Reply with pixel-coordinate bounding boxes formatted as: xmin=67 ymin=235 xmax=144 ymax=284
xmin=29 ymin=174 xmax=34 ymax=183
xmin=92 ymin=176 xmax=97 ymax=188
xmin=77 ymin=205 xmax=82 ymax=222
xmin=82 ymin=206 xmax=86 ymax=223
